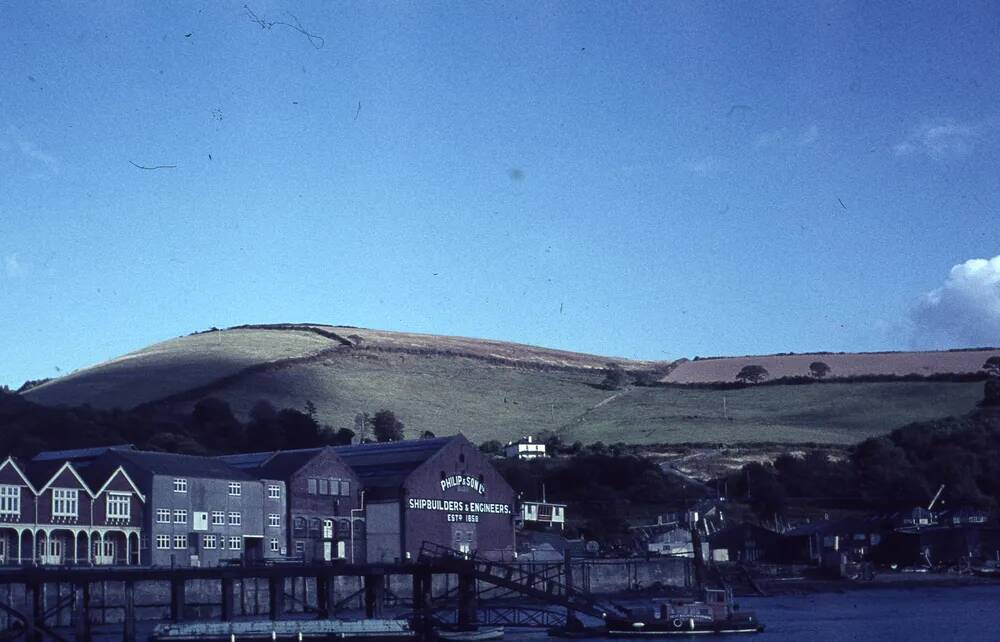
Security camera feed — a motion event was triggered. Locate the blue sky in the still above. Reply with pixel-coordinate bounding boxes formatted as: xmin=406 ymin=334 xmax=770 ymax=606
xmin=2 ymin=2 xmax=999 ymax=388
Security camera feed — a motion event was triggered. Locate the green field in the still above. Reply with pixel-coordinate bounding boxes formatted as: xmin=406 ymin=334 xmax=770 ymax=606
xmin=180 ymin=352 xmax=984 ymax=446
xmin=24 ymin=326 xmax=986 ymax=447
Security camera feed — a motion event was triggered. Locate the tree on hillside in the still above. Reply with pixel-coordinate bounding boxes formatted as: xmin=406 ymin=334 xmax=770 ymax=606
xmin=600 ymin=363 xmax=627 ymax=390
xmin=372 ymin=410 xmax=405 ymax=442
xmin=190 ymin=398 xmax=246 ymax=451
xmin=983 ymin=356 xmax=1000 ymax=377
xmin=809 ymin=361 xmax=831 ymax=379
xmin=479 ymin=440 xmax=502 ymax=454
xmin=420 ymin=430 xmax=436 ymax=439
xmin=736 ymin=364 xmax=769 ymax=384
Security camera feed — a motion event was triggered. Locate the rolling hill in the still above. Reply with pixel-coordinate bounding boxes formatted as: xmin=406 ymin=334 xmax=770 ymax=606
xmin=21 ymin=324 xmax=997 ymax=446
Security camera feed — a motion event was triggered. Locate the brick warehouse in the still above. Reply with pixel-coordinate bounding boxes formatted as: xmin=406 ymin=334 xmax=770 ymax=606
xmin=223 ymin=435 xmax=517 ymax=564
xmin=14 ymin=434 xmax=514 ymax=566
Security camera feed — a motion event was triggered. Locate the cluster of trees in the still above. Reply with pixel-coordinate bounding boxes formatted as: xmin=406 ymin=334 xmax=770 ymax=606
xmin=0 ymin=388 xmax=414 ymax=457
xmin=494 ymin=452 xmax=697 ymax=542
xmin=735 ymin=361 xmax=831 ymax=384
xmin=353 ymin=410 xmax=407 ymax=443
xmin=724 ymin=382 xmax=1000 ymax=519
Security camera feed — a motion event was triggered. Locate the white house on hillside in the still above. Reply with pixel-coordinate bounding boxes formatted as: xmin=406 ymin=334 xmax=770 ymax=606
xmin=504 ymin=436 xmax=546 ymax=460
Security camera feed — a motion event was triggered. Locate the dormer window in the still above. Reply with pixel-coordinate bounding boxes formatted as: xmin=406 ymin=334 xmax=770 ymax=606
xmin=52 ymin=488 xmax=79 ymax=518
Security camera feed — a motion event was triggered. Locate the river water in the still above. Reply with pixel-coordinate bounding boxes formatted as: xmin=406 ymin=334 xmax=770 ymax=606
xmin=90 ymin=584 xmax=1000 ymax=641
xmin=505 ymin=585 xmax=1000 ymax=642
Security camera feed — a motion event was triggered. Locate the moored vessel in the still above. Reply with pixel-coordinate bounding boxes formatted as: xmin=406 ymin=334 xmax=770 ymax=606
xmin=604 ymin=588 xmax=764 ymax=636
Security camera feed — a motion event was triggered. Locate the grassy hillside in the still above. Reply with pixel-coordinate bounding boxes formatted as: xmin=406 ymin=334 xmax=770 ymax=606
xmin=20 ymin=324 xmax=988 ymax=446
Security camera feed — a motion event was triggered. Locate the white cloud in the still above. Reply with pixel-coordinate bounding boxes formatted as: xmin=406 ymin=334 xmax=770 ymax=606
xmin=894 ymin=119 xmax=980 ymax=160
xmin=911 ymin=256 xmax=1000 ymax=347
xmin=4 ymin=126 xmax=60 ymax=175
xmin=3 ymin=254 xmax=25 ymax=279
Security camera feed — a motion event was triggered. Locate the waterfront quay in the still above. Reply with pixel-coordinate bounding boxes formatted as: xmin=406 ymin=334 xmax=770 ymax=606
xmin=0 ymin=554 xmax=694 ymax=641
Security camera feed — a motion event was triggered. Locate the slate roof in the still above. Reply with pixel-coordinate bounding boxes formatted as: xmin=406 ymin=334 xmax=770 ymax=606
xmin=333 ymin=437 xmax=453 ymax=489
xmin=111 ymin=449 xmax=255 ymax=481
xmin=218 ymin=437 xmax=457 ymax=491
xmin=32 ymin=444 xmax=135 ymax=467
xmin=24 ymin=460 xmax=79 ymax=490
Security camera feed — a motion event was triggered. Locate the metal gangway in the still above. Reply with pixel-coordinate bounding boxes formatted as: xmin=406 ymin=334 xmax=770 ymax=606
xmin=416 ymin=542 xmax=628 ymax=621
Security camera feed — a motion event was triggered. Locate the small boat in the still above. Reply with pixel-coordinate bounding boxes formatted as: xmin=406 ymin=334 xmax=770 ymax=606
xmin=435 ymin=626 xmax=504 ymax=641
xmin=972 ymin=560 xmax=1000 ymax=578
xmin=604 ymin=588 xmax=764 ymax=636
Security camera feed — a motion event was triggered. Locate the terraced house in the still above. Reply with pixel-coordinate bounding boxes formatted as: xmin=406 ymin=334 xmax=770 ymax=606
xmin=0 ymin=452 xmax=145 ymax=565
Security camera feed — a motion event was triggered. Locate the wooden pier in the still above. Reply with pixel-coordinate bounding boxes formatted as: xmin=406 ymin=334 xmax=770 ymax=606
xmin=0 ymin=546 xmax=624 ymax=641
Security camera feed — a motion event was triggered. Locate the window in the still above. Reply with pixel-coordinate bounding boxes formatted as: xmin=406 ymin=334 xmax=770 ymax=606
xmin=268 ymin=485 xmax=281 ymax=499
xmin=307 ymin=478 xmax=318 ymax=494
xmin=106 ymin=493 xmax=130 ymax=520
xmin=203 ymin=535 xmax=217 ymax=549
xmin=211 ymin=510 xmax=225 ymax=526
xmin=156 ymin=508 xmax=171 ymax=523
xmin=173 ymin=478 xmax=187 ymax=493
xmin=310 ymin=518 xmax=321 ymax=532
xmin=140 ymin=535 xmax=149 ymax=550
xmin=52 ymin=488 xmax=79 ymax=518
xmin=156 ymin=535 xmax=171 ymax=549
xmin=293 ymin=517 xmax=306 ymax=531
xmin=268 ymin=513 xmax=280 ymax=528
xmin=270 ymin=538 xmax=280 ymax=552
xmin=339 ymin=480 xmax=350 ymax=496
xmin=174 ymin=509 xmax=188 ymax=524
xmin=228 ymin=537 xmax=241 ymax=550
xmin=0 ymin=485 xmax=20 ymax=516
xmin=174 ymin=534 xmax=188 ymax=549
xmin=228 ymin=482 xmax=241 ymax=496
xmin=229 ymin=512 xmax=241 ymax=526
xmin=319 ymin=479 xmax=330 ymax=495
xmin=294 ymin=541 xmax=304 ymax=554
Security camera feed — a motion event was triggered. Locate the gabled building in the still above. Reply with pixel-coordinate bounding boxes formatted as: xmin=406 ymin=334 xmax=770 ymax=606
xmin=339 ymin=435 xmax=515 ymax=562
xmin=0 ymin=450 xmax=147 ymax=566
xmin=219 ymin=447 xmax=361 ymax=563
xmin=0 ymin=457 xmax=39 ymax=565
xmin=224 ymin=435 xmax=517 ymax=563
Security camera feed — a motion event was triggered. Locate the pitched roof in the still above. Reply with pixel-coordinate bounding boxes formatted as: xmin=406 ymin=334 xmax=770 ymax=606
xmin=332 ymin=437 xmax=453 ymax=489
xmin=112 ymin=450 xmax=255 ymax=481
xmin=217 ymin=437 xmax=457 ymax=490
xmin=32 ymin=445 xmax=135 ymax=467
xmin=0 ymin=457 xmax=38 ymax=493
xmin=26 ymin=460 xmax=94 ymax=496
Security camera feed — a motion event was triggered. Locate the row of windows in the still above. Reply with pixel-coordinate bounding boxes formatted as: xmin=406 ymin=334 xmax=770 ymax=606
xmin=307 ymin=478 xmax=350 ymax=496
xmin=156 ymin=510 xmax=242 ymax=526
xmin=1 ymin=485 xmax=132 ymax=520
xmin=172 ymin=479 xmax=282 ymax=500
xmin=151 ymin=534 xmax=284 ymax=554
